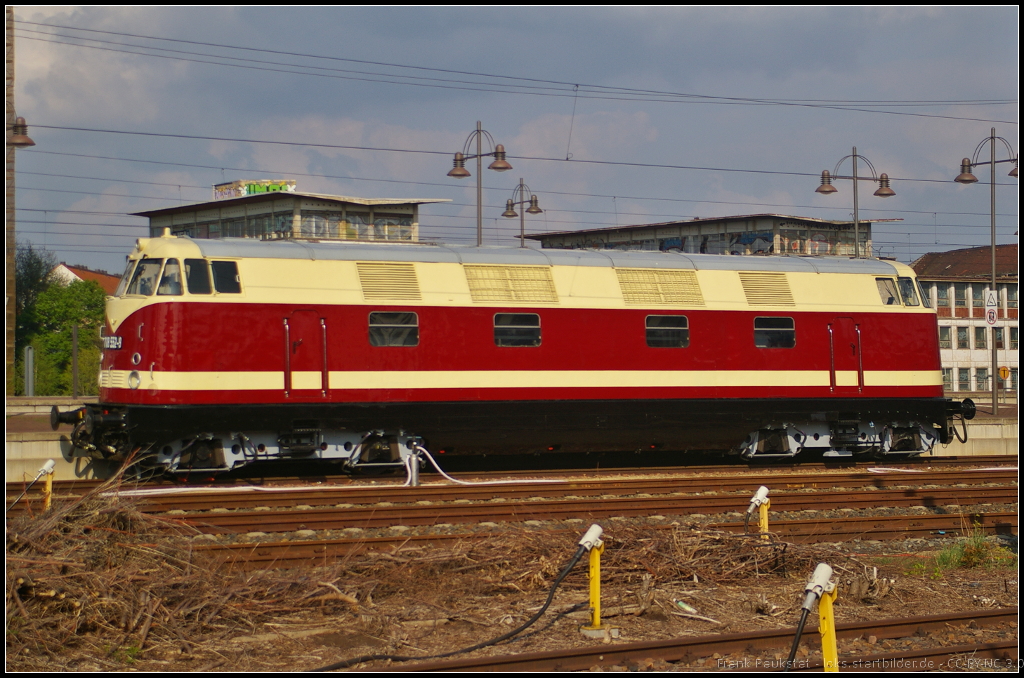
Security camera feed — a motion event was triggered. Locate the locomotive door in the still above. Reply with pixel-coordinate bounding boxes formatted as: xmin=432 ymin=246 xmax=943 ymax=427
xmin=828 ymin=317 xmax=863 ymax=393
xmin=283 ymin=310 xmax=328 ymax=400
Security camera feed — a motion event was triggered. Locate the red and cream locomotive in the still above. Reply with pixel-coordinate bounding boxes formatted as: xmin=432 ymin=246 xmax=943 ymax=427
xmin=54 ymin=231 xmax=974 ymax=475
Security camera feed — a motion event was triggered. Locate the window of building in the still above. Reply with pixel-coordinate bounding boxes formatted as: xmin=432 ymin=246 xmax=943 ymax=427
xmin=157 ymin=259 xmax=183 ymax=296
xmin=876 ymin=278 xmax=900 ymax=305
xmin=938 ymin=326 xmax=951 ymax=349
xmin=368 ymin=312 xmax=419 ymax=347
xmin=974 ymin=326 xmax=987 ymax=349
xmin=1011 ymin=368 xmax=1019 ymax=392
xmin=1010 ymin=327 xmax=1018 ymax=351
xmin=126 ymin=258 xmax=163 ymax=296
xmin=936 ymin=284 xmax=949 ymax=308
xmin=954 ymin=283 xmax=967 ymax=308
xmin=494 ymin=313 xmax=541 ymax=347
xmin=976 ymin=368 xmax=989 ymax=391
xmin=942 ymin=368 xmax=953 ymax=390
xmin=754 ymin=317 xmax=795 ymax=348
xmin=956 ymin=326 xmax=970 ymax=349
xmin=1005 ymin=284 xmax=1018 ymax=309
xmin=185 ymin=259 xmax=212 ymax=295
xmin=972 ymin=284 xmax=984 ymax=308
xmin=897 ymin=277 xmax=919 ymax=306
xmin=958 ymin=368 xmax=971 ymax=391
xmin=993 ymin=327 xmax=1004 ymax=350
xmin=919 ymin=281 xmax=931 ymax=308
xmin=646 ymin=315 xmax=689 ymax=348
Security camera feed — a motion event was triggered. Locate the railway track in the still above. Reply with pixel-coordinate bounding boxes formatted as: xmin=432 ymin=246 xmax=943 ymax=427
xmin=168 ymin=485 xmax=1016 ymax=534
xmin=7 ymin=465 xmax=1016 ymax=518
xmin=375 ymin=608 xmax=1018 ymax=672
xmin=193 ymin=511 xmax=1018 ymax=571
xmin=6 ymin=454 xmax=1016 ymax=500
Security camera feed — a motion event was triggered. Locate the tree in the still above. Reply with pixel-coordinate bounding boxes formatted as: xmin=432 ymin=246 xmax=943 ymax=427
xmin=29 ymin=280 xmax=106 ymax=395
xmin=15 ymin=242 xmax=58 ymax=348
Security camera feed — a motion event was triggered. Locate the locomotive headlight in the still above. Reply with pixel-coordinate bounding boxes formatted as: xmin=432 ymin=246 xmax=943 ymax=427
xmin=128 ymin=371 xmax=141 ymax=390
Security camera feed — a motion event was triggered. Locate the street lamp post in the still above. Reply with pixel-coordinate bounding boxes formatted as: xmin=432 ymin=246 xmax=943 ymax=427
xmin=501 ymin=178 xmax=543 ymax=248
xmin=954 ymin=127 xmax=1018 ymax=417
xmin=815 ymin=147 xmax=895 ymax=258
xmin=447 ymin=121 xmax=512 ymax=246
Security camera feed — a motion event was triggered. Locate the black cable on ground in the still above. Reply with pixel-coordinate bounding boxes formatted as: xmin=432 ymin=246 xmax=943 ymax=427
xmin=310 ymin=544 xmax=590 ymax=672
xmin=783 ymin=608 xmax=811 ymax=672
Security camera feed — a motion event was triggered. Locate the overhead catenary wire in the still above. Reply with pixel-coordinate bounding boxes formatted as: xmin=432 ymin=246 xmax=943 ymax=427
xmin=21 ymin=149 xmax=1020 ymax=219
xmin=14 ymin=20 xmax=1017 ymax=125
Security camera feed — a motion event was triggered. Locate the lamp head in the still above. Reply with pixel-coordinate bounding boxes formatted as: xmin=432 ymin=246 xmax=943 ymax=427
xmin=815 ymin=170 xmax=838 ymax=195
xmin=488 ymin=144 xmax=512 ymax=172
xmin=501 ymin=199 xmax=518 ymax=218
xmin=955 ymin=158 xmax=978 ymax=184
xmin=447 ymin=152 xmax=471 ymax=179
xmin=873 ymin=173 xmax=895 ymax=197
xmin=526 ymin=195 xmax=543 ymax=214
xmin=7 ymin=117 xmax=35 ymax=148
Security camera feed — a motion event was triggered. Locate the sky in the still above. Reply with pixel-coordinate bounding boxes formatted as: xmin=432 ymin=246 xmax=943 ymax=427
xmin=9 ymin=6 xmax=1019 ymax=275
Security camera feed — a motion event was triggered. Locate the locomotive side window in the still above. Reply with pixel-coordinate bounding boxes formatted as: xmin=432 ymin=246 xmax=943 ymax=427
xmin=897 ymin=277 xmax=919 ymax=306
xmin=211 ymin=261 xmax=242 ymax=293
xmin=646 ymin=315 xmax=689 ymax=348
xmin=115 ymin=260 xmax=136 ymax=297
xmin=157 ymin=259 xmax=183 ymax=296
xmin=876 ymin=278 xmax=900 ymax=305
xmin=185 ymin=259 xmax=212 ymax=295
xmin=494 ymin=313 xmax=541 ymax=347
xmin=754 ymin=317 xmax=795 ymax=348
xmin=125 ymin=258 xmax=163 ymax=296
xmin=368 ymin=312 xmax=419 ymax=347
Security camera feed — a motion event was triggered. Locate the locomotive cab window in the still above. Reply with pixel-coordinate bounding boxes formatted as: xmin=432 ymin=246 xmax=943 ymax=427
xmin=754 ymin=317 xmax=795 ymax=348
xmin=211 ymin=261 xmax=242 ymax=294
xmin=185 ymin=259 xmax=212 ymax=295
xmin=646 ymin=315 xmax=689 ymax=348
xmin=369 ymin=312 xmax=419 ymax=347
xmin=494 ymin=313 xmax=541 ymax=347
xmin=897 ymin=277 xmax=920 ymax=306
xmin=157 ymin=259 xmax=183 ymax=296
xmin=125 ymin=258 xmax=163 ymax=296
xmin=115 ymin=260 xmax=136 ymax=297
xmin=876 ymin=278 xmax=900 ymax=305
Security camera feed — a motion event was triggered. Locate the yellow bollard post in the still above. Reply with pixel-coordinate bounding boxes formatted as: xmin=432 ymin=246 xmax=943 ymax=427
xmin=589 ymin=541 xmax=604 ymax=629
xmin=43 ymin=470 xmax=53 ymax=512
xmin=818 ymin=585 xmax=839 ymax=671
xmin=758 ymin=497 xmax=770 ymax=540
xmin=579 ymin=531 xmax=619 ymax=639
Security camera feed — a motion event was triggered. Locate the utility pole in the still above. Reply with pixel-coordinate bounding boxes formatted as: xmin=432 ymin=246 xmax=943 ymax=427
xmin=6 ymin=6 xmax=35 ymax=394
xmin=6 ymin=6 xmax=18 ymax=394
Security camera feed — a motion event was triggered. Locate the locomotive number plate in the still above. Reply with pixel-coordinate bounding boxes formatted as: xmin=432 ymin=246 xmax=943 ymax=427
xmin=103 ymin=336 xmax=123 ymax=350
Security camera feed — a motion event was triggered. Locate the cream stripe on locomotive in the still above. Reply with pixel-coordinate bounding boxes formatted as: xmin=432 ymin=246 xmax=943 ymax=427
xmin=102 ymin=369 xmax=941 ymax=392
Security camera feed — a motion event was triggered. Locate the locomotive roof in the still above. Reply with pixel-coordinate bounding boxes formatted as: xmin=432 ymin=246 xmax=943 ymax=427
xmin=161 ymin=236 xmax=907 ymax=276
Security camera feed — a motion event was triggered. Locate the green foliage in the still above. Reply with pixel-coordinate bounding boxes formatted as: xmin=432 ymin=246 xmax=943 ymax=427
xmin=934 ymin=532 xmax=1016 ymax=571
xmin=19 ymin=279 xmax=106 ymax=396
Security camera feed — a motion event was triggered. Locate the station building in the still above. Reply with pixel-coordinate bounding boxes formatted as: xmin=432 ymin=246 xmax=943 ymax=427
xmin=135 ymin=180 xmax=450 ymax=243
xmin=526 ymin=213 xmax=891 ymax=257
xmin=912 ymin=244 xmax=1018 ymax=400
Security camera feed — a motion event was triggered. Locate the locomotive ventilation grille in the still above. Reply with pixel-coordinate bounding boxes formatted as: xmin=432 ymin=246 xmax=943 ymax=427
xmin=99 ymin=368 xmax=126 ymax=389
xmin=615 ymin=268 xmax=705 ymax=306
xmin=738 ymin=272 xmax=795 ymax=306
xmin=463 ymin=265 xmax=559 ymax=304
xmin=356 ymin=262 xmax=422 ymax=301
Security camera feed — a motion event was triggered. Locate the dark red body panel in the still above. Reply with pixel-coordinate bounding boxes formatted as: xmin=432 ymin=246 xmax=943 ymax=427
xmin=101 ymin=302 xmax=944 ymax=406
